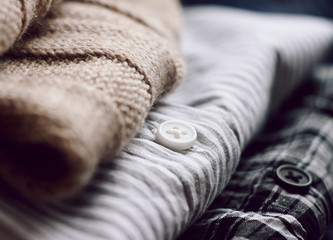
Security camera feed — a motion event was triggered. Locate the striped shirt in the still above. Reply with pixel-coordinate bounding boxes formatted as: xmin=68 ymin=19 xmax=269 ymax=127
xmin=0 ymin=6 xmax=333 ymax=240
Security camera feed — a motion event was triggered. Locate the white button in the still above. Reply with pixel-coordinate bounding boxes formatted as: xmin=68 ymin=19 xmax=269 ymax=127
xmin=155 ymin=120 xmax=197 ymax=151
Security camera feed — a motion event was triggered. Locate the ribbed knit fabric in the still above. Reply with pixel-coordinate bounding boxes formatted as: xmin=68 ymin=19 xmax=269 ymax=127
xmin=0 ymin=0 xmax=184 ymax=200
xmin=0 ymin=0 xmax=61 ymax=55
xmin=0 ymin=7 xmax=332 ymax=240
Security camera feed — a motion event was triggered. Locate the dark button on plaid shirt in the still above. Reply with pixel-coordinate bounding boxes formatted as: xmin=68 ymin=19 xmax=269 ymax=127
xmin=180 ymin=68 xmax=333 ymax=239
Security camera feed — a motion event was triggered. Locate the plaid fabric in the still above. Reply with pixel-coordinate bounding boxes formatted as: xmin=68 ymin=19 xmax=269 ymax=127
xmin=0 ymin=6 xmax=333 ymax=240
xmin=180 ymin=66 xmax=333 ymax=239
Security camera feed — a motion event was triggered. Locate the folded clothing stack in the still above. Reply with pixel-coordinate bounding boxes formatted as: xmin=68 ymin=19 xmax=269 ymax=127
xmin=0 ymin=0 xmax=184 ymax=200
xmin=0 ymin=6 xmax=332 ymax=240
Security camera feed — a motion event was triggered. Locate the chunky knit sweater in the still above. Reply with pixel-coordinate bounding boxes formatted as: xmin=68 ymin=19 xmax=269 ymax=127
xmin=0 ymin=0 xmax=184 ymax=200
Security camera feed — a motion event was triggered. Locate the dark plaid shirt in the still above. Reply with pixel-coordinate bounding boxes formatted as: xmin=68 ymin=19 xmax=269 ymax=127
xmin=0 ymin=6 xmax=333 ymax=240
xmin=180 ymin=67 xmax=333 ymax=239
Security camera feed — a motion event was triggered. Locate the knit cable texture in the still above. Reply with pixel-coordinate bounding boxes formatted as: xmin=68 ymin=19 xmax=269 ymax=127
xmin=0 ymin=0 xmax=184 ymax=200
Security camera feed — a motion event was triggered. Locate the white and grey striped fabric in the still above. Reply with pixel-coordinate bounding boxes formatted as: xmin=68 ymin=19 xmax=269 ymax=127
xmin=180 ymin=63 xmax=333 ymax=239
xmin=0 ymin=6 xmax=333 ymax=240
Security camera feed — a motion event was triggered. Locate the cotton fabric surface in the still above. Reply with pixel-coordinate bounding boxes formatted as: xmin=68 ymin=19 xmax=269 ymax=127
xmin=0 ymin=5 xmax=333 ymax=240
xmin=180 ymin=64 xmax=333 ymax=239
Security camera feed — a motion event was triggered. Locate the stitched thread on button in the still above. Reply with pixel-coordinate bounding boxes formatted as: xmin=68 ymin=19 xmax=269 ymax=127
xmin=154 ymin=120 xmax=198 ymax=151
xmin=285 ymin=171 xmax=303 ymax=183
xmin=166 ymin=127 xmax=188 ymax=139
xmin=275 ymin=164 xmax=312 ymax=193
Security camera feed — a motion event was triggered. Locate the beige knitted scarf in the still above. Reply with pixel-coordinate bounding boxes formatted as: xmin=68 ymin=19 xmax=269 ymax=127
xmin=0 ymin=0 xmax=184 ymax=200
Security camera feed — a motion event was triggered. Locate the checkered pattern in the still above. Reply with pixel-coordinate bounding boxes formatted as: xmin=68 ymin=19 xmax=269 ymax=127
xmin=0 ymin=6 xmax=333 ymax=240
xmin=180 ymin=66 xmax=333 ymax=239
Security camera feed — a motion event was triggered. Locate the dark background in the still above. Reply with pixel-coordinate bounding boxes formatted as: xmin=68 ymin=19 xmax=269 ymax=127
xmin=182 ymin=0 xmax=333 ymax=19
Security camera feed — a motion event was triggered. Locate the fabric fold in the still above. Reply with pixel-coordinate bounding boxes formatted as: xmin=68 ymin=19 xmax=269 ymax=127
xmin=0 ymin=0 xmax=184 ymax=200
xmin=0 ymin=6 xmax=332 ymax=240
xmin=0 ymin=0 xmax=61 ymax=55
xmin=180 ymin=67 xmax=333 ymax=239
